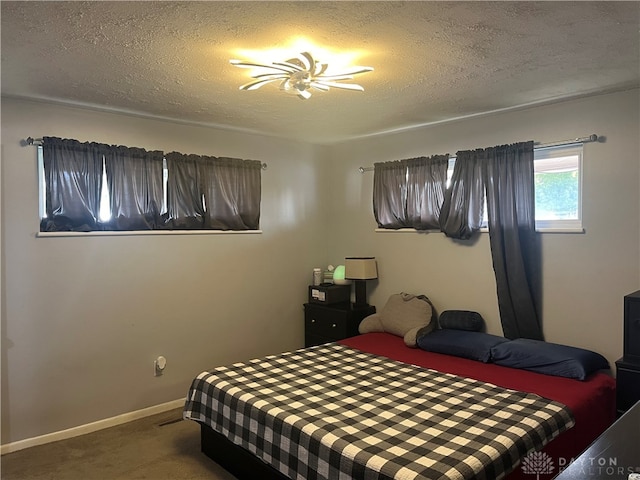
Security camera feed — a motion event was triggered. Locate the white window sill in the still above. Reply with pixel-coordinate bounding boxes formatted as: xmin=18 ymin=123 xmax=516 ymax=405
xmin=36 ymin=230 xmax=262 ymax=238
xmin=535 ymin=227 xmax=584 ymax=234
xmin=374 ymin=228 xmax=440 ymax=233
xmin=374 ymin=227 xmax=584 ymax=234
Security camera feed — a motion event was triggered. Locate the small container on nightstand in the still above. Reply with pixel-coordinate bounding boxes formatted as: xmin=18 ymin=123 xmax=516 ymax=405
xmin=308 ymin=284 xmax=351 ymax=305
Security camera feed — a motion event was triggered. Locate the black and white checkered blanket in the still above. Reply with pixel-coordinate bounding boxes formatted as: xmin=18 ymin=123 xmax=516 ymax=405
xmin=184 ymin=343 xmax=574 ymax=480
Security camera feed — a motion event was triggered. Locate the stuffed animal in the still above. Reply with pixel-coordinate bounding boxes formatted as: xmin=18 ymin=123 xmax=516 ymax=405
xmin=359 ymin=292 xmax=436 ymax=347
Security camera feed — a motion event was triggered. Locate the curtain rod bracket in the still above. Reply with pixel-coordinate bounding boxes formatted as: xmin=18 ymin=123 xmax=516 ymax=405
xmin=22 ymin=136 xmax=43 ymax=146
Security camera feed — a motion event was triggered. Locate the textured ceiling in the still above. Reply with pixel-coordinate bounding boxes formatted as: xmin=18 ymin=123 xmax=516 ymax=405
xmin=2 ymin=1 xmax=639 ymax=144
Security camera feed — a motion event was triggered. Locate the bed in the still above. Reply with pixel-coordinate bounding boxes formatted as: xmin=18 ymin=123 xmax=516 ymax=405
xmin=183 ymin=332 xmax=616 ymax=480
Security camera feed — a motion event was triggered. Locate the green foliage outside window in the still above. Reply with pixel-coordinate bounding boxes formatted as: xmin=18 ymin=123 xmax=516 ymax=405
xmin=535 ymin=171 xmax=578 ymax=219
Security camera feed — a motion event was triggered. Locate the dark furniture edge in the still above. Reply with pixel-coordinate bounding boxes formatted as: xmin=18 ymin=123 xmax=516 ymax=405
xmin=199 ymin=423 xmax=289 ymax=480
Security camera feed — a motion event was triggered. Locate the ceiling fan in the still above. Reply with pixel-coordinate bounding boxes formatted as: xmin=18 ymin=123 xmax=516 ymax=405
xmin=230 ymin=51 xmax=373 ymax=100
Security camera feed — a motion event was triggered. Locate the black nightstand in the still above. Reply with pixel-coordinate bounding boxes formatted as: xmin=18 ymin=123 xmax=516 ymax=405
xmin=615 ymin=357 xmax=640 ymax=415
xmin=304 ymin=303 xmax=376 ymax=347
xmin=616 ymin=290 xmax=640 ymax=415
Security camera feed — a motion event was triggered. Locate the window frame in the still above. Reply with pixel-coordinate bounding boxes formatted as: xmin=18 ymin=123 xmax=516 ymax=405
xmin=532 ymin=143 xmax=583 ymax=232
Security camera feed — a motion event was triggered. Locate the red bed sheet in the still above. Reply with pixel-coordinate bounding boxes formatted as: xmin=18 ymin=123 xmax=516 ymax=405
xmin=340 ymin=333 xmax=616 ymax=480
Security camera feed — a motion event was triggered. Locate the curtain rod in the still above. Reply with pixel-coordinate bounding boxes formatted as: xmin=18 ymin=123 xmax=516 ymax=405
xmin=357 ymin=133 xmax=599 ymax=173
xmin=22 ymin=137 xmax=268 ymax=170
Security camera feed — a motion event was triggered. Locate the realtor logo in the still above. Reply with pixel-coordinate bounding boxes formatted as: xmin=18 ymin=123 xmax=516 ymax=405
xmin=522 ymin=451 xmax=555 ymax=479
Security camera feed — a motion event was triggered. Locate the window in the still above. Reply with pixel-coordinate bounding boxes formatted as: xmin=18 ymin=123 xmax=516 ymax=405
xmin=38 ymin=138 xmax=262 ymax=233
xmin=444 ymin=144 xmax=582 ymax=231
xmin=533 ymin=144 xmax=582 ymax=230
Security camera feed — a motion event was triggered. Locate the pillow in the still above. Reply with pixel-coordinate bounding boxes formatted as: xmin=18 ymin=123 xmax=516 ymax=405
xmin=490 ymin=338 xmax=610 ymax=380
xmin=416 ymin=329 xmax=508 ymax=362
xmin=359 ymin=293 xmax=435 ymax=348
xmin=439 ymin=310 xmax=484 ymax=332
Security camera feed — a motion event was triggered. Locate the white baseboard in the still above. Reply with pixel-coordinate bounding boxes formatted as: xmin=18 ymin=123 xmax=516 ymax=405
xmin=1 ymin=398 xmax=186 ymax=455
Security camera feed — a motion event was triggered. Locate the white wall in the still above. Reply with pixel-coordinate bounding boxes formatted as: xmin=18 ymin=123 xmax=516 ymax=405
xmin=325 ymin=89 xmax=640 ymax=371
xmin=0 ymin=97 xmax=327 ymax=444
xmin=2 ymin=89 xmax=638 ymax=447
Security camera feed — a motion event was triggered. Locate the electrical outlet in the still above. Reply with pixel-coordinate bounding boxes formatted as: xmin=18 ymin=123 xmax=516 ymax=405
xmin=154 ymin=356 xmax=166 ymax=376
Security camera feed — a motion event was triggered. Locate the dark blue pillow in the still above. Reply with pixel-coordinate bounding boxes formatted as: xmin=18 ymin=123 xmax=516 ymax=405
xmin=490 ymin=338 xmax=610 ymax=380
xmin=416 ymin=329 xmax=508 ymax=363
xmin=438 ymin=310 xmax=485 ymax=332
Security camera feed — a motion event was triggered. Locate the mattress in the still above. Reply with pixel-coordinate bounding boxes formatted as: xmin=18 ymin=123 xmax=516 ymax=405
xmin=183 ymin=333 xmax=602 ymax=480
xmin=341 ymin=333 xmax=617 ymax=480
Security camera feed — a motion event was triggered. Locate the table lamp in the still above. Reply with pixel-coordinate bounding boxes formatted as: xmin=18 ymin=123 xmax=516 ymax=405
xmin=345 ymin=257 xmax=378 ymax=308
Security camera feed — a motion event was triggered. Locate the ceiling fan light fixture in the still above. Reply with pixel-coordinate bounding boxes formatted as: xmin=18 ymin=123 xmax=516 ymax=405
xmin=230 ymin=51 xmax=373 ymax=100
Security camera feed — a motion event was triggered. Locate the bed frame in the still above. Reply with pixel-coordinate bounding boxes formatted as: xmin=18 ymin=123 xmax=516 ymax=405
xmin=199 ymin=422 xmax=287 ymax=480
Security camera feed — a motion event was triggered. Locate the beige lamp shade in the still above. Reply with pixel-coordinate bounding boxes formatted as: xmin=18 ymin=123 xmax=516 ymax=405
xmin=345 ymin=257 xmax=378 ymax=280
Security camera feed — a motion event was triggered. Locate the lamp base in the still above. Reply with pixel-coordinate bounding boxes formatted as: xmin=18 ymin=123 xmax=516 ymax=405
xmin=353 ymin=280 xmax=368 ymax=309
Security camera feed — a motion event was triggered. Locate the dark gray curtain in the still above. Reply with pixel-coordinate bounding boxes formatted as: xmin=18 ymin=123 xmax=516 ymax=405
xmin=164 ymin=153 xmax=206 ymax=229
xmin=374 ymin=142 xmax=541 ymax=339
xmin=406 ymin=155 xmax=449 ymax=230
xmin=164 ymin=152 xmax=261 ymax=230
xmin=373 ymin=160 xmax=408 ymax=228
xmin=40 ymin=139 xmax=261 ymax=232
xmin=484 ymin=141 xmax=542 ymax=340
xmin=104 ymin=146 xmax=164 ymax=230
xmin=438 ymin=149 xmax=486 ymax=239
xmin=40 ymin=137 xmax=106 ymax=232
xmin=201 ymin=157 xmax=262 ymax=230
xmin=373 ymin=156 xmax=448 ymax=230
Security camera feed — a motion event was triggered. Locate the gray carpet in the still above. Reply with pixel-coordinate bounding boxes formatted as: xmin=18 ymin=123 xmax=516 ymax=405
xmin=1 ymin=408 xmax=238 ymax=480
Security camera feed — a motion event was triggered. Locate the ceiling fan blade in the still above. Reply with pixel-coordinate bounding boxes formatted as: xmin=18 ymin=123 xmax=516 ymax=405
xmin=309 ymin=82 xmax=330 ymax=91
xmin=239 ymin=78 xmax=281 ymax=90
xmin=333 ymin=66 xmax=374 ymax=76
xmin=314 ymin=63 xmax=329 ymax=76
xmin=251 ymin=73 xmax=289 ymax=80
xmin=315 ymin=74 xmax=355 ymax=81
xmin=298 ymin=52 xmax=315 ymax=71
xmin=297 ymin=89 xmax=312 ymax=100
xmin=315 ymin=81 xmax=365 ymax=91
xmin=279 ymin=79 xmax=292 ymax=90
xmin=273 ymin=61 xmax=305 ymax=72
xmin=230 ymin=60 xmax=296 ymax=74
xmin=230 ymin=59 xmax=270 ymax=68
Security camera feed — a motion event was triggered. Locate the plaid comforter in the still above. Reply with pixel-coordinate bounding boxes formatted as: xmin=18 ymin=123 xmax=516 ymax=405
xmin=183 ymin=343 xmax=575 ymax=480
